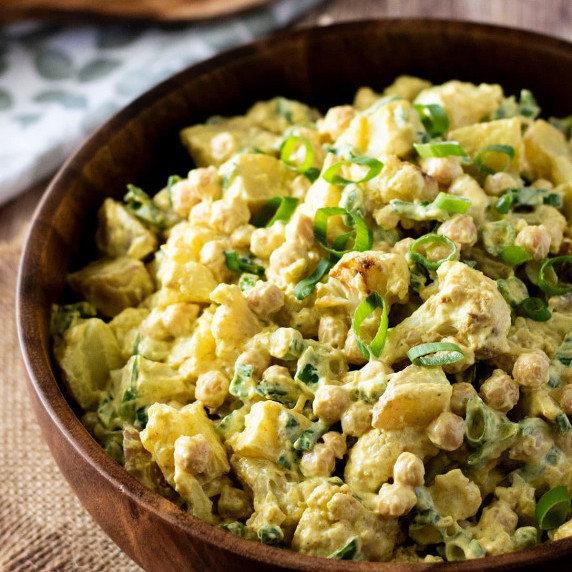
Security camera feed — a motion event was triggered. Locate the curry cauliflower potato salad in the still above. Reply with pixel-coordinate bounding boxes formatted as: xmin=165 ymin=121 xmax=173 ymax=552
xmin=52 ymin=76 xmax=572 ymax=562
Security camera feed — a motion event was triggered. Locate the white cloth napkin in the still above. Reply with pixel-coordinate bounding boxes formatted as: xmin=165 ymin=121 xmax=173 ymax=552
xmin=0 ymin=0 xmax=323 ymax=205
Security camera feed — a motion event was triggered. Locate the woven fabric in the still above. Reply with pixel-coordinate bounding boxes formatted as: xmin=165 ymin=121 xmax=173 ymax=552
xmin=0 ymin=235 xmax=142 ymax=572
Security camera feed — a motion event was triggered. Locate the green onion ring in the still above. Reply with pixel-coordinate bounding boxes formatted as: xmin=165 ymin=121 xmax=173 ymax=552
xmin=413 ymin=103 xmax=450 ymax=137
xmin=536 ymin=486 xmax=571 ymax=530
xmin=407 ymin=342 xmax=465 ymax=367
xmin=474 ymin=144 xmax=515 ymax=175
xmin=322 ymin=154 xmax=383 ymax=186
xmin=313 ymin=207 xmax=373 ymax=259
xmin=280 ymin=135 xmax=315 ymax=174
xmin=352 ymin=292 xmax=388 ymax=360
xmin=500 ymin=245 xmax=532 ymax=266
xmin=409 ymin=233 xmax=457 ymax=271
xmin=224 ymin=250 xmax=265 ymax=277
xmin=251 ymin=196 xmax=299 ymax=228
xmin=293 ymin=258 xmax=331 ymax=300
xmin=519 ymin=297 xmax=552 ymax=322
xmin=431 ymin=192 xmax=471 ymax=214
xmin=538 ymin=256 xmax=572 ymax=296
xmin=413 ymin=141 xmax=468 ymax=158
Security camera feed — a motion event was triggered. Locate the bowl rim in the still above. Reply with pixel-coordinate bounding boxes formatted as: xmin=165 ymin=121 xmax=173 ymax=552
xmin=16 ymin=17 xmax=572 ymax=571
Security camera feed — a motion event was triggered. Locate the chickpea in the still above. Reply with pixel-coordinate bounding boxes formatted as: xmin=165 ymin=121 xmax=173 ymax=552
xmin=318 ymin=314 xmax=348 ymax=349
xmin=392 ymin=237 xmax=415 ymax=258
xmin=484 ymin=172 xmax=519 ymax=196
xmin=236 ymin=349 xmax=270 ymax=379
xmin=421 ymin=156 xmax=463 ymax=186
xmin=512 ymin=350 xmax=550 ymax=388
xmin=230 ymin=224 xmax=254 ymax=249
xmin=479 ymin=370 xmax=520 ymax=413
xmin=374 ymin=205 xmax=400 ymax=230
xmin=195 ymin=370 xmax=230 ymax=409
xmin=161 ymin=303 xmax=199 ymax=338
xmin=393 ymin=452 xmax=425 ymax=487
xmin=560 ymin=385 xmax=572 ymax=414
xmin=343 ymin=329 xmax=368 ymax=366
xmin=531 ymin=178 xmax=554 ymax=190
xmin=376 ymin=483 xmax=418 ymax=517
xmin=514 ymin=225 xmax=551 ymax=261
xmin=437 ymin=214 xmax=478 ymax=247
xmin=210 ymin=197 xmax=250 ymax=234
xmin=211 ymin=132 xmax=237 ymax=162
xmin=174 ymin=434 xmax=212 ymax=475
xmin=313 ymin=385 xmax=351 ymax=423
xmin=341 ymin=400 xmax=372 ymax=437
xmin=200 ymin=240 xmax=234 ymax=282
xmin=250 ymin=225 xmax=285 ymax=259
xmin=245 ymin=282 xmax=284 ymax=316
xmin=300 ymin=445 xmax=336 ymax=477
xmin=322 ymin=432 xmax=347 ymax=459
xmin=426 ymin=412 xmax=465 ymax=451
xmin=285 ymin=212 xmax=314 ymax=248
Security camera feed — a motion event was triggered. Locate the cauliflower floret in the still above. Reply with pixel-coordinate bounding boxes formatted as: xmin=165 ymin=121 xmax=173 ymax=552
xmin=367 ymin=154 xmax=439 ymax=207
xmin=291 ymin=483 xmax=398 ymax=561
xmin=328 ymin=250 xmax=410 ymax=307
xmin=382 ymin=261 xmax=511 ymax=364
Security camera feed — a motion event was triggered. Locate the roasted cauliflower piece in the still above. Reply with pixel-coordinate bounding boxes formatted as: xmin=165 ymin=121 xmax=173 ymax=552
xmin=382 ymin=261 xmax=511 ymax=364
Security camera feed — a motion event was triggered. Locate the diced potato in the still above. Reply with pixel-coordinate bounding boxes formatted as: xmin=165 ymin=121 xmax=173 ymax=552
xmin=54 ymin=318 xmax=123 ymax=410
xmin=140 ymin=401 xmax=229 ymax=484
xmin=180 ymin=116 xmax=279 ymax=167
xmin=524 ymin=119 xmax=571 ymax=180
xmin=415 ymin=80 xmax=503 ymax=129
xmin=230 ymin=401 xmax=311 ymax=463
xmin=68 ymin=256 xmax=154 ymax=318
xmin=222 ymin=153 xmax=297 ymax=207
xmin=336 ymin=100 xmax=424 ymax=158
xmin=109 ymin=307 xmax=149 ymax=359
xmin=448 ymin=117 xmax=523 ymax=174
xmin=372 ymin=365 xmax=452 ymax=430
xmin=157 ymin=259 xmax=217 ymax=304
xmin=95 ymin=198 xmax=158 ymax=260
xmin=113 ymin=355 xmax=194 ymax=414
xmin=383 ymin=75 xmax=432 ymax=101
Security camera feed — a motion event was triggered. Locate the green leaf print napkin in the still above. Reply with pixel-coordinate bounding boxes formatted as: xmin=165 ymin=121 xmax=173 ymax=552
xmin=0 ymin=0 xmax=323 ymax=205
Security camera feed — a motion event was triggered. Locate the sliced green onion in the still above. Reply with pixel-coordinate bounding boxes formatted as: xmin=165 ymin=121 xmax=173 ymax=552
xmin=519 ymin=89 xmax=540 ymax=119
xmin=124 ymin=184 xmax=168 ymax=231
xmin=474 ymin=144 xmax=515 ymax=175
xmin=238 ymin=273 xmax=258 ymax=293
xmin=280 ymin=135 xmax=314 ymax=173
xmin=500 ymin=245 xmax=532 ymax=266
xmin=495 ymin=187 xmax=562 ymax=214
xmin=293 ymin=258 xmax=331 ymax=300
xmin=536 ymin=486 xmax=571 ymax=530
xmin=166 ymin=174 xmax=183 ymax=209
xmin=538 ymin=256 xmax=572 ymax=296
xmin=409 ymin=233 xmax=457 ymax=271
xmin=322 ymin=154 xmax=383 ymax=186
xmin=407 ymin=342 xmax=465 ymax=367
xmin=352 ymin=293 xmax=388 ymax=360
xmin=519 ymin=297 xmax=551 ymax=322
xmin=414 ymin=141 xmax=468 ymax=158
xmin=431 ymin=192 xmax=471 ymax=214
xmin=414 ymin=103 xmax=449 ymax=137
xmin=313 ymin=207 xmax=373 ymax=258
xmin=251 ymin=196 xmax=299 ymax=228
xmin=556 ymin=412 xmax=572 ymax=434
xmin=224 ymin=251 xmax=265 ymax=277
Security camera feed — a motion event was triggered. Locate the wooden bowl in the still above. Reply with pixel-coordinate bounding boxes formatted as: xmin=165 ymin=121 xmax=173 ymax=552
xmin=17 ymin=19 xmax=572 ymax=572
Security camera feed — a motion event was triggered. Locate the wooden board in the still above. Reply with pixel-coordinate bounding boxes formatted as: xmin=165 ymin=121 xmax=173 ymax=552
xmin=0 ymin=0 xmax=274 ymax=22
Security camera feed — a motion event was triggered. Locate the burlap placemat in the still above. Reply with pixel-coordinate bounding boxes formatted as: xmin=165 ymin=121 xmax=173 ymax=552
xmin=0 ymin=217 xmax=142 ymax=571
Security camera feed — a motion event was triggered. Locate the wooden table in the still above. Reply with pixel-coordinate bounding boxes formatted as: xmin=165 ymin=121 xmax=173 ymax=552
xmin=1 ymin=1 xmax=571 ymax=570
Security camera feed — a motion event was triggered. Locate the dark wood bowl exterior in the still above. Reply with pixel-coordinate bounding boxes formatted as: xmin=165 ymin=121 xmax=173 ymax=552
xmin=17 ymin=19 xmax=572 ymax=572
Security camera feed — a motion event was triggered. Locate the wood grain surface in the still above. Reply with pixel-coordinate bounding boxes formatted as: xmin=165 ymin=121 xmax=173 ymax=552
xmin=0 ymin=0 xmax=274 ymax=22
